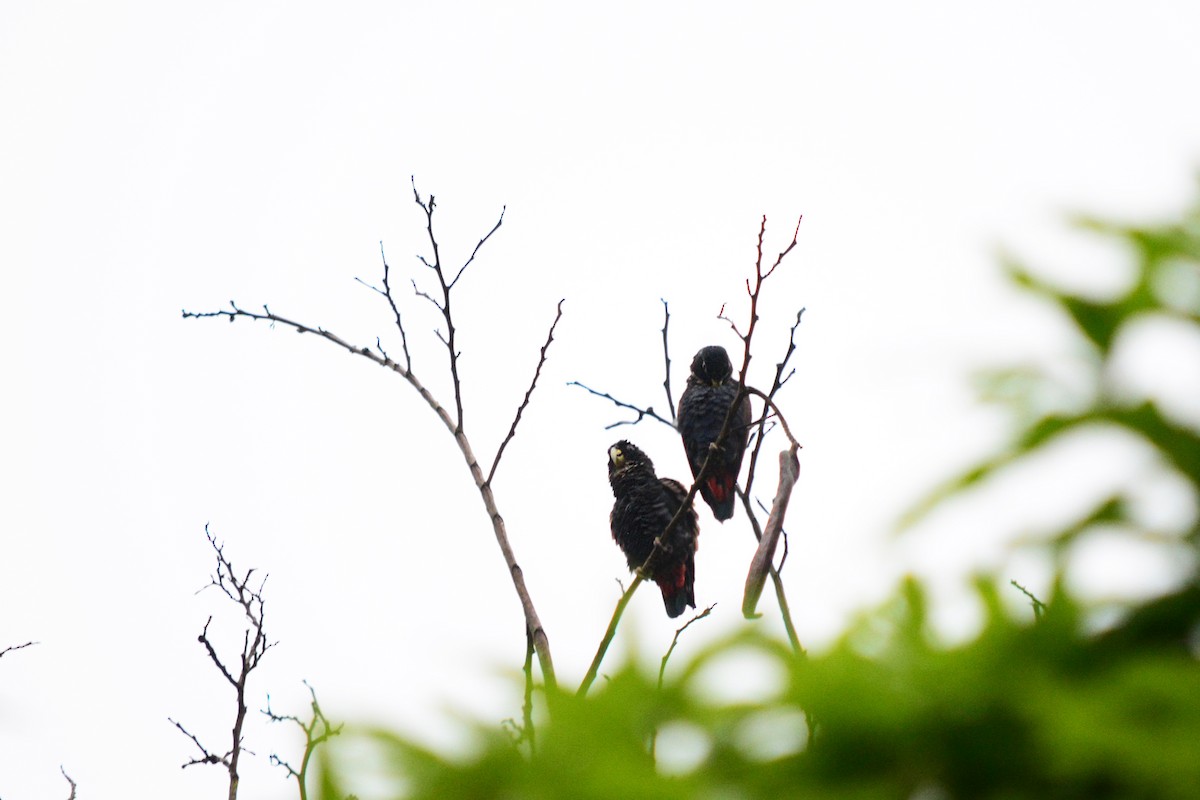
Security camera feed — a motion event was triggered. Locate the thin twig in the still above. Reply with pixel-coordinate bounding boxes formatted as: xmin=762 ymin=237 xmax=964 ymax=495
xmin=650 ymin=604 xmax=716 ymax=761
xmin=743 ymin=309 xmax=805 ymax=499
xmin=61 ymin=766 xmax=77 ymax=800
xmin=657 ymin=604 xmax=716 ymax=690
xmin=169 ymin=717 xmax=231 ymax=767
xmin=567 ymin=382 xmax=677 ymax=430
xmin=660 ymin=299 xmax=676 ymax=423
xmin=1011 ymin=580 xmax=1047 ymax=620
xmin=488 ymin=300 xmax=565 ymax=485
xmin=0 ymin=641 xmax=37 ymax=659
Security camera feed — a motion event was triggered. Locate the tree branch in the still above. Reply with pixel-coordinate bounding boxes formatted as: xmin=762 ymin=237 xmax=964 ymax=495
xmin=173 ymin=527 xmax=275 ymax=799
xmin=660 ymin=299 xmax=677 ymax=424
xmin=743 ymin=445 xmax=800 ymax=618
xmin=183 ymin=186 xmax=556 ymax=691
xmin=263 ymin=681 xmax=342 ymax=800
xmin=566 ymin=381 xmax=677 ymax=430
xmin=0 ymin=641 xmax=37 ymax=660
xmin=488 ymin=299 xmax=565 ymax=486
xmin=61 ymin=766 xmax=77 ymax=800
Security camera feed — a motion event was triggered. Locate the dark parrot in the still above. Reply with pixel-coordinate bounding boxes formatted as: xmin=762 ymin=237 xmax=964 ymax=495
xmin=677 ymin=345 xmax=752 ymax=522
xmin=607 ymin=440 xmax=699 ymax=618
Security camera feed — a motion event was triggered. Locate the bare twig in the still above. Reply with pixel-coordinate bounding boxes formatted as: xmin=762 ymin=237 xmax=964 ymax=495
xmin=353 ymin=243 xmax=413 ymax=372
xmin=172 ymin=526 xmax=275 ymax=800
xmin=60 ymin=766 xmax=77 ymax=800
xmin=488 ymin=300 xmax=565 ymax=485
xmin=411 ymin=177 xmax=504 ymax=432
xmin=169 ymin=717 xmax=231 ymax=767
xmin=263 ymin=681 xmax=342 ymax=800
xmin=743 ymin=309 xmax=805 ymax=499
xmin=657 ymin=604 xmax=716 ymax=691
xmin=567 ymin=382 xmax=677 ymax=430
xmin=183 ymin=186 xmax=556 ymax=691
xmin=660 ymin=299 xmax=677 ymax=423
xmin=649 ymin=603 xmax=716 ymax=761
xmin=0 ymin=641 xmax=37 ymax=659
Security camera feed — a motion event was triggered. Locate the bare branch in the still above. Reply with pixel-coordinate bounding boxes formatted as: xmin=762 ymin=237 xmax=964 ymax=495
xmin=185 ymin=187 xmax=557 ymax=691
xmin=174 ymin=527 xmax=275 ymax=799
xmin=567 ymin=382 xmax=677 ymax=430
xmin=450 ymin=206 xmax=505 ymax=289
xmin=743 ymin=308 xmax=805 ymax=499
xmin=743 ymin=445 xmax=800 ymax=618
xmin=488 ymin=300 xmax=565 ymax=486
xmin=169 ymin=718 xmax=231 ymax=768
xmin=355 ymin=243 xmax=414 ymax=372
xmin=0 ymin=641 xmax=37 ymax=659
xmin=660 ymin=299 xmax=677 ymax=423
xmin=61 ymin=766 xmax=77 ymax=800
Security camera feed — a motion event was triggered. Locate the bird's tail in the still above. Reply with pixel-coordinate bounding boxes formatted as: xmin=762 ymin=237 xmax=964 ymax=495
xmin=656 ymin=554 xmax=696 ymax=619
xmin=704 ymin=474 xmax=738 ymax=522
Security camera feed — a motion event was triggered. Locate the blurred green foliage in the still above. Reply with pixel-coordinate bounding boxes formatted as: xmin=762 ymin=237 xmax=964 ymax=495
xmin=318 ymin=189 xmax=1200 ymax=799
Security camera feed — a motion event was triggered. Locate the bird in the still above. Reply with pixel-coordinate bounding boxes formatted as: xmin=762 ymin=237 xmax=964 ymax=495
xmin=607 ymin=440 xmax=699 ymax=618
xmin=676 ymin=345 xmax=752 ymax=522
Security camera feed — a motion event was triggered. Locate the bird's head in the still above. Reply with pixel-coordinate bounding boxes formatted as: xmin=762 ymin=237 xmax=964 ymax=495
xmin=690 ymin=345 xmax=734 ymax=385
xmin=608 ymin=439 xmax=651 ymax=477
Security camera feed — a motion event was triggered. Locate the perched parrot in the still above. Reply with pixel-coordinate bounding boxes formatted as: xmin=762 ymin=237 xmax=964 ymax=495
xmin=677 ymin=345 xmax=752 ymax=521
xmin=607 ymin=440 xmax=699 ymax=618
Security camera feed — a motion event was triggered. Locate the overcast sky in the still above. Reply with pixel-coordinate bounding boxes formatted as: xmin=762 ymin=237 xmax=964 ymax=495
xmin=4 ymin=2 xmax=1200 ymax=798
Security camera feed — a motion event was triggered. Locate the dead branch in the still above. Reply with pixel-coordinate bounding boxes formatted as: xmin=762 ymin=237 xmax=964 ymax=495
xmin=183 ymin=184 xmax=556 ymax=691
xmin=411 ymin=177 xmax=504 ymax=432
xmin=171 ymin=526 xmax=275 ymax=800
xmin=743 ymin=446 xmax=800 ymax=618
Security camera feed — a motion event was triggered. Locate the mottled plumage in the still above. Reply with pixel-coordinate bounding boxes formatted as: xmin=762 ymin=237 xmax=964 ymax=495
xmin=677 ymin=345 xmax=752 ymax=521
xmin=607 ymin=440 xmax=699 ymax=618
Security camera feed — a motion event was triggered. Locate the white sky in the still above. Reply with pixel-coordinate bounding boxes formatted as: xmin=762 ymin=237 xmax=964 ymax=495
xmin=4 ymin=2 xmax=1200 ymax=798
